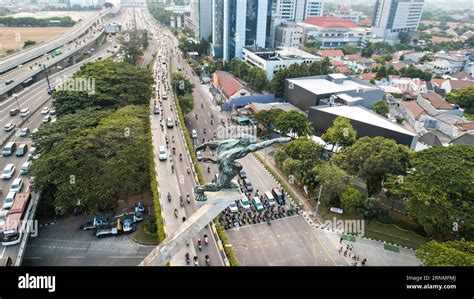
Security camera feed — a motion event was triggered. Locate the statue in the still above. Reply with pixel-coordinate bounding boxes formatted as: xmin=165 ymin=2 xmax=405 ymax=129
xmin=193 ymin=135 xmax=291 ymax=201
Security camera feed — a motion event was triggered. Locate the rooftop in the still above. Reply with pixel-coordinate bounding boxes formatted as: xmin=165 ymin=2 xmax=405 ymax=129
xmin=288 ymin=75 xmax=376 ymax=95
xmin=319 ymin=49 xmax=344 ymax=58
xmin=401 ymin=101 xmax=427 ymax=120
xmin=244 ymin=46 xmax=318 ymax=61
xmin=314 ymin=105 xmax=416 ymax=136
xmin=213 ymin=71 xmax=247 ymax=97
xmin=302 ymin=16 xmax=359 ymax=29
xmin=419 ymin=92 xmax=454 ymax=110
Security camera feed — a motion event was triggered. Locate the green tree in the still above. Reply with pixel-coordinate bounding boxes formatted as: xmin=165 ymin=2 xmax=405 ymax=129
xmin=117 ymin=29 xmax=146 ymax=65
xmin=416 ymin=240 xmax=474 ymax=266
xmin=373 ymin=100 xmax=389 ymax=117
xmin=387 ymin=145 xmax=474 ymax=239
xmin=171 ymin=72 xmax=194 ymax=96
xmin=23 ymin=40 xmax=36 ymax=48
xmin=312 ymin=161 xmax=350 ymax=205
xmin=342 ymin=45 xmax=359 ymax=55
xmin=255 ymin=109 xmax=284 ymax=135
xmin=340 ymin=185 xmax=364 ymax=213
xmin=275 ymin=110 xmax=313 ymax=137
xmin=356 ymin=197 xmax=388 ymax=224
xmin=343 ymin=137 xmax=412 ymax=196
xmin=376 ymin=66 xmax=387 ymax=79
xmin=446 ymin=86 xmax=474 ymax=114
xmin=321 ymin=116 xmax=357 ymax=151
xmin=52 ymin=90 xmax=97 ymax=116
xmin=178 ymin=93 xmax=194 ymax=115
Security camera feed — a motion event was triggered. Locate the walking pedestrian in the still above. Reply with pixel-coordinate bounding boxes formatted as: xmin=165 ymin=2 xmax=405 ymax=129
xmin=340 ymin=237 xmax=343 ymax=244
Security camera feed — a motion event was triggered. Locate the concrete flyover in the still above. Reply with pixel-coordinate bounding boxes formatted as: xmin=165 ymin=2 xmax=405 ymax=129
xmin=0 ymin=8 xmax=113 ymax=75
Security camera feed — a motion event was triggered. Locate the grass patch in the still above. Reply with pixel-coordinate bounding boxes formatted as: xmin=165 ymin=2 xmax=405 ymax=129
xmin=463 ymin=112 xmax=474 ymax=121
xmin=133 ymin=222 xmax=160 ymax=245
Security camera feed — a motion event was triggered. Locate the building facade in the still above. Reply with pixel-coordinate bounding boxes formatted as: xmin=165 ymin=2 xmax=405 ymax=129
xmin=274 ymin=22 xmax=303 ymax=47
xmin=189 ymin=0 xmax=212 ymax=41
xmin=371 ymin=0 xmax=424 ymax=43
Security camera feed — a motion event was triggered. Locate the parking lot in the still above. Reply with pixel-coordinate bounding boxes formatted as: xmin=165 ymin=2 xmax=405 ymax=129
xmin=22 ymin=216 xmax=155 ymax=266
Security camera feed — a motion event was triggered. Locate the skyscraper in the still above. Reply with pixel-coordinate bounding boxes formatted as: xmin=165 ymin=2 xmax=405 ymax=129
xmin=371 ymin=0 xmax=424 ymax=43
xmin=211 ymin=0 xmax=268 ymax=62
xmin=267 ymin=0 xmax=324 ymax=47
xmin=190 ymin=0 xmax=212 ymax=41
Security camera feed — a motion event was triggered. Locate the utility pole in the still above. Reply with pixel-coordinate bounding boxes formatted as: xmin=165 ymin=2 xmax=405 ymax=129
xmin=314 ymin=184 xmax=323 ymax=218
xmin=42 ymin=64 xmax=53 ymax=94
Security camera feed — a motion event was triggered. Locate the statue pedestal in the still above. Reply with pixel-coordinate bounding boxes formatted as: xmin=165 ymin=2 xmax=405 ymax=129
xmin=139 ymin=188 xmax=242 ymax=266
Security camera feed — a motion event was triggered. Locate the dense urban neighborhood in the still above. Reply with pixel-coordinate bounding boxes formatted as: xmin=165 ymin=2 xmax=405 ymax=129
xmin=0 ymin=0 xmax=472 ymax=281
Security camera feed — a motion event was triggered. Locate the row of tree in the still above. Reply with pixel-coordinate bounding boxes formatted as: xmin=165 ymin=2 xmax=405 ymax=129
xmin=33 ymin=60 xmax=154 ymax=216
xmin=0 ymin=16 xmax=75 ymax=27
xmin=446 ymin=85 xmax=474 ymax=114
xmin=272 ymin=115 xmax=474 ymax=241
xmin=255 ymin=109 xmax=313 ymax=138
xmin=171 ymin=72 xmax=195 ymax=114
xmin=375 ymin=65 xmax=432 ymax=81
xmin=228 ymin=59 xmax=269 ymax=92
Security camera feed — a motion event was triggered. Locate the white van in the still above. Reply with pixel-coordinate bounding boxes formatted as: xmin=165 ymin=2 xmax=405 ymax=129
xmin=166 ymin=117 xmax=173 ymax=128
xmin=264 ymin=191 xmax=276 ymax=206
xmin=158 ymin=146 xmax=167 ymax=161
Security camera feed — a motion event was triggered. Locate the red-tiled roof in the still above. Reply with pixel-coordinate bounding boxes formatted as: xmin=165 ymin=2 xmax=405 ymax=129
xmin=420 ymin=92 xmax=454 ymax=110
xmin=213 ymin=71 xmax=246 ymax=97
xmin=371 ymin=54 xmax=381 ymax=59
xmin=336 ymin=66 xmax=350 ymax=73
xmin=331 ymin=60 xmax=343 ymax=66
xmin=338 ymin=7 xmax=350 ymax=12
xmin=345 ymin=54 xmax=362 ymax=60
xmin=303 ymin=16 xmax=359 ymax=28
xmin=360 ymin=18 xmax=372 ymax=26
xmin=458 ymin=122 xmax=474 ymax=131
xmin=431 ymin=36 xmax=454 ymax=43
xmin=448 ymin=80 xmax=474 ymax=90
xmin=392 ymin=62 xmax=407 ymax=70
xmin=401 ymin=101 xmax=427 ymax=119
xmin=432 ymin=78 xmax=446 ymax=86
xmin=319 ymin=49 xmax=344 ymax=58
xmin=360 ymin=72 xmax=376 ymax=81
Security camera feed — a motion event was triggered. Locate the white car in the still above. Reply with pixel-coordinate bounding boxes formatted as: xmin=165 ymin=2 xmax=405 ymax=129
xmin=41 ymin=107 xmax=50 ymax=114
xmin=158 ymin=146 xmax=167 ymax=161
xmin=42 ymin=116 xmax=51 ymax=123
xmin=20 ymin=108 xmax=30 ymax=117
xmin=19 ymin=127 xmax=29 ymax=137
xmin=229 ymin=201 xmax=239 ymax=213
xmin=2 ymin=164 xmax=16 ymax=180
xmin=10 ymin=178 xmax=23 ymax=193
xmin=166 ymin=117 xmax=173 ymax=128
xmin=49 ymin=108 xmax=56 ymax=115
xmin=240 ymin=197 xmax=251 ymax=210
xmin=191 ymin=130 xmax=197 ymax=139
xmin=4 ymin=123 xmax=15 ymax=132
xmin=2 ymin=191 xmax=17 ymax=210
xmin=196 ymin=151 xmax=203 ymax=161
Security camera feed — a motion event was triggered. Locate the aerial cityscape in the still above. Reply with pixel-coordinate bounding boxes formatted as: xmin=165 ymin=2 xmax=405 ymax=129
xmin=0 ymin=0 xmax=472 ymax=295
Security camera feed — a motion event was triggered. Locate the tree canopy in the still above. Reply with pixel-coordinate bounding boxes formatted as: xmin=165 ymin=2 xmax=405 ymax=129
xmin=321 ymin=116 xmax=357 ymax=151
xmin=416 ymin=240 xmax=474 ymax=266
xmin=446 ymin=86 xmax=474 ymax=114
xmin=387 ymin=145 xmax=474 ymax=239
xmin=373 ymin=101 xmax=389 ymax=117
xmin=342 ymin=137 xmax=412 ymax=196
xmin=274 ymin=110 xmax=313 ymax=138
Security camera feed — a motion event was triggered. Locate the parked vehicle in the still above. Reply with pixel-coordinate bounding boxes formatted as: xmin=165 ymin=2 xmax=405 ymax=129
xmin=264 ymin=191 xmax=277 ymax=206
xmin=41 ymin=107 xmax=50 ymax=114
xmin=123 ymin=218 xmax=136 ymax=233
xmin=2 ymin=191 xmax=17 ymax=210
xmin=272 ymin=188 xmax=284 ymax=205
xmin=228 ymin=201 xmax=238 ymax=213
xmin=238 ymin=170 xmax=247 ymax=179
xmin=196 ymin=151 xmax=203 ymax=161
xmin=240 ymin=197 xmax=250 ymax=210
xmin=80 ymin=216 xmax=109 ymax=230
xmin=252 ymin=196 xmax=264 ymax=212
xmin=20 ymin=162 xmax=30 ymax=175
xmin=243 ymin=179 xmax=253 ymax=192
xmin=135 ymin=201 xmax=145 ymax=213
xmin=10 ymin=178 xmax=23 ymax=193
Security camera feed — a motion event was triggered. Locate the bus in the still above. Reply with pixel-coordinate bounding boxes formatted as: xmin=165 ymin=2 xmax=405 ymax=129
xmin=2 ymin=192 xmax=32 ymax=246
xmin=52 ymin=49 xmax=62 ymax=55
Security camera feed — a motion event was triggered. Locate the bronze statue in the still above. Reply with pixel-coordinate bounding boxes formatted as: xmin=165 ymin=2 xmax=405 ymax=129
xmin=194 ymin=135 xmax=291 ymax=201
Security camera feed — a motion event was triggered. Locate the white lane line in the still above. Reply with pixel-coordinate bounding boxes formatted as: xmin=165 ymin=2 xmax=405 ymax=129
xmin=66 ymin=256 xmax=84 ymax=259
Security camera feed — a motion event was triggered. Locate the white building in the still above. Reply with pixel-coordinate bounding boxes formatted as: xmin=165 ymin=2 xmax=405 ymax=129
xmin=298 ymin=16 xmax=368 ymax=48
xmin=242 ymin=46 xmax=320 ymax=80
xmin=334 ymin=7 xmax=360 ymax=23
xmin=371 ymin=0 xmax=425 ymax=43
xmin=267 ymin=0 xmax=324 ymax=47
xmin=189 ymin=0 xmax=212 ymax=40
xmin=427 ymin=51 xmax=470 ymax=75
xmin=274 ymin=22 xmax=303 ymax=48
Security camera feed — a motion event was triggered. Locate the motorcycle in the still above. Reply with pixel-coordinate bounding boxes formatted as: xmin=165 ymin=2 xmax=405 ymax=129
xmin=180 ymin=196 xmax=184 ymax=207
xmin=205 ymin=255 xmax=210 ymax=266
xmin=186 ymin=193 xmax=190 ymax=204
xmin=193 ymin=256 xmax=199 ymax=267
xmin=197 ymin=240 xmax=202 ymax=251
xmin=203 ymin=235 xmax=208 ymax=245
xmin=187 ymin=167 xmax=191 ymax=174
xmin=207 ymin=166 xmax=210 ymax=173
xmin=179 ymin=153 xmax=183 ymax=161
xmin=167 ymin=192 xmax=171 ymax=202
xmin=185 ymin=253 xmax=190 ymax=265
xmin=174 ymin=209 xmax=178 ymax=218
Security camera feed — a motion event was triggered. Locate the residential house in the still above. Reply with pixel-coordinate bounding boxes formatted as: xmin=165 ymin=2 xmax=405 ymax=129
xmin=211 ymin=71 xmax=251 ymax=103
xmin=440 ymin=79 xmax=474 ymax=93
xmin=416 ymin=92 xmax=462 ymax=117
xmin=318 ymin=49 xmax=345 ymax=61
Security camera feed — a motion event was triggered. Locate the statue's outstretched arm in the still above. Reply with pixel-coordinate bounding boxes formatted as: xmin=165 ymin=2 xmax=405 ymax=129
xmin=234 ymin=137 xmax=291 ymax=159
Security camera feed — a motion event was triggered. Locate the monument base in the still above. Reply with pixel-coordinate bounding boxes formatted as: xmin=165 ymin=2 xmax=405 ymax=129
xmin=140 ymin=188 xmax=242 ymax=266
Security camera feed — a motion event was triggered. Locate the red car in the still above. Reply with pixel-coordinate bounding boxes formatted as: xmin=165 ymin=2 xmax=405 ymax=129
xmin=9 ymin=108 xmax=19 ymax=116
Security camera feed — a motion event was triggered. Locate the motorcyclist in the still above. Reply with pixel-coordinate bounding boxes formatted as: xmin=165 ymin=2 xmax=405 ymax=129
xmin=203 ymin=128 xmax=206 ymax=134
xmin=185 ymin=253 xmax=190 ymax=265
xmin=204 ymin=234 xmax=208 ymax=244
xmin=207 ymin=166 xmax=210 ymax=173
xmin=186 ymin=193 xmax=190 ymax=203
xmin=205 ymin=255 xmax=210 ymax=266
xmin=174 ymin=208 xmax=178 ymax=218
xmin=171 ymin=164 xmax=174 ymax=173
xmin=167 ymin=192 xmax=171 ymax=202
xmin=186 ymin=167 xmax=191 ymax=174
xmin=180 ymin=196 xmax=184 ymax=207
xmin=195 ymin=114 xmax=198 ymax=120
xmin=193 ymin=256 xmax=199 ymax=266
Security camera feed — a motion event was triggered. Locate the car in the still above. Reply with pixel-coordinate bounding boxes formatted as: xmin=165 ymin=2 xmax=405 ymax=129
xmin=228 ymin=201 xmax=239 ymax=213
xmin=20 ymin=108 xmax=30 ymax=117
xmin=153 ymin=106 xmax=160 ymax=114
xmin=15 ymin=144 xmax=28 ymax=157
xmin=41 ymin=107 xmax=50 ymax=114
xmin=191 ymin=129 xmax=197 ymax=139
xmin=159 ymin=146 xmax=167 ymax=161
xmin=19 ymin=128 xmax=29 ymax=137
xmin=162 ymin=93 xmax=168 ymax=100
xmin=1 ymin=164 xmax=15 ymax=180
xmin=252 ymin=196 xmax=264 ymax=212
xmin=5 ymin=79 xmax=14 ymax=85
xmin=10 ymin=178 xmax=23 ymax=193
xmin=42 ymin=116 xmax=51 ymax=123
xmin=9 ymin=108 xmax=19 ymax=116
xmin=243 ymin=178 xmax=253 ymax=192
xmin=28 ymin=147 xmax=37 ymax=161
xmin=135 ymin=201 xmax=145 ymax=213
xmin=20 ymin=162 xmax=31 ymax=175
xmin=133 ymin=210 xmax=143 ymax=223
xmin=2 ymin=192 xmax=17 ymax=210
xmin=49 ymin=108 xmax=56 ymax=115
xmin=238 ymin=170 xmax=247 ymax=179
xmin=3 ymin=142 xmax=16 ymax=156
xmin=240 ymin=197 xmax=251 ymax=210
xmin=196 ymin=151 xmax=203 ymax=161
xmin=123 ymin=218 xmax=136 ymax=233
xmin=177 ymin=66 xmax=182 ymax=71
xmin=31 ymin=129 xmax=39 ymax=142
xmin=166 ymin=117 xmax=173 ymax=128
xmin=271 ymin=188 xmax=284 ymax=205
xmin=264 ymin=191 xmax=277 ymax=206
xmin=4 ymin=123 xmax=15 ymax=132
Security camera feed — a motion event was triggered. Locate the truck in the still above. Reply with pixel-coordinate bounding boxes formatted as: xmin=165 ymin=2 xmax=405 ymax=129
xmin=79 ymin=215 xmax=108 ymax=230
